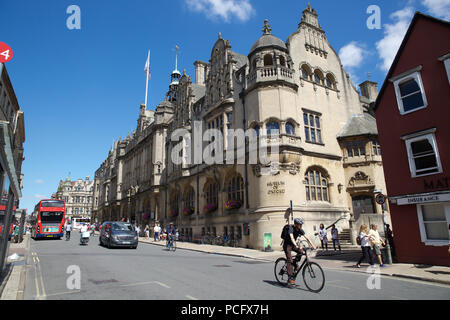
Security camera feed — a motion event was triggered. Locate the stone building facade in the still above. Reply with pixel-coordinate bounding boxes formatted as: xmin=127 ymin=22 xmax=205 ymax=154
xmin=55 ymin=176 xmax=94 ymax=220
xmin=93 ymin=4 xmax=390 ymax=250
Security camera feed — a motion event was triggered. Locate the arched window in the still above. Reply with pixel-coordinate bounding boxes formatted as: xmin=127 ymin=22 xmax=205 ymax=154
xmin=301 ymin=65 xmax=310 ymax=80
xmin=254 ymin=125 xmax=260 ymax=137
xmin=286 ymin=122 xmax=295 ymax=136
xmin=314 ymin=71 xmax=322 ymax=84
xmin=266 ymin=121 xmax=280 ymax=136
xmin=325 ymin=74 xmax=335 ymax=89
xmin=205 ymin=181 xmax=218 ymax=206
xmin=183 ymin=188 xmax=195 ymax=215
xmin=305 ymin=169 xmax=329 ymax=202
xmin=264 ymin=54 xmax=274 ymax=66
xmin=227 ymin=175 xmax=244 ymax=202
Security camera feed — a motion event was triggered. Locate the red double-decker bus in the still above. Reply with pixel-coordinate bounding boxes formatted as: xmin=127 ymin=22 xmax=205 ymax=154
xmin=31 ymin=199 xmax=65 ymax=239
xmin=0 ymin=197 xmax=18 ymax=240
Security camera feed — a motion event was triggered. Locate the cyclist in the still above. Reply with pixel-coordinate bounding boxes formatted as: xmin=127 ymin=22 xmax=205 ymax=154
xmin=65 ymin=222 xmax=72 ymax=240
xmin=282 ymin=218 xmax=316 ymax=287
xmin=166 ymin=223 xmax=176 ymax=247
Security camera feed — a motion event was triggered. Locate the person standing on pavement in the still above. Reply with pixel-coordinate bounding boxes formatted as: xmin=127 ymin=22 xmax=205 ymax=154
xmin=318 ymin=224 xmax=328 ymax=251
xmin=153 ymin=224 xmax=160 ymax=241
xmin=356 ymin=224 xmax=374 ymax=268
xmin=369 ymin=224 xmax=386 ymax=267
xmin=331 ymin=224 xmax=342 ymax=252
xmin=135 ymin=225 xmax=141 ymax=238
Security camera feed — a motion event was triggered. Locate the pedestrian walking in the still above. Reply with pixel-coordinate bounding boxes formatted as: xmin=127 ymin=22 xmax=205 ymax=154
xmin=369 ymin=224 xmax=386 ymax=267
xmin=144 ymin=225 xmax=150 ymax=238
xmin=153 ymin=224 xmax=160 ymax=242
xmin=135 ymin=225 xmax=141 ymax=238
xmin=318 ymin=224 xmax=328 ymax=251
xmin=356 ymin=224 xmax=374 ymax=268
xmin=331 ymin=224 xmax=342 ymax=252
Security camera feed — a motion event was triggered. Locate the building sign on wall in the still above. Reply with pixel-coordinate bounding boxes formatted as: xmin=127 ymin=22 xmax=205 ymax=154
xmin=267 ymin=181 xmax=285 ymax=195
xmin=396 ymin=192 xmax=450 ymax=205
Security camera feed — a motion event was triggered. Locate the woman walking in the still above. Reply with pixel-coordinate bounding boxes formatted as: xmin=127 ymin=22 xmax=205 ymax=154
xmin=356 ymin=224 xmax=374 ymax=268
xmin=318 ymin=224 xmax=328 ymax=251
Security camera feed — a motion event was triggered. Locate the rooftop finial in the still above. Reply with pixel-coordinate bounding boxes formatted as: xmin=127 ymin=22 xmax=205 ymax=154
xmin=262 ymin=19 xmax=272 ymax=35
xmin=175 ymin=45 xmax=180 ymax=71
xmin=218 ymin=32 xmax=222 ymax=39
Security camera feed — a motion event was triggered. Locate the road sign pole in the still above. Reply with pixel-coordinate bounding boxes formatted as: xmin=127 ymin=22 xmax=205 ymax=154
xmin=376 ymin=193 xmax=393 ymax=265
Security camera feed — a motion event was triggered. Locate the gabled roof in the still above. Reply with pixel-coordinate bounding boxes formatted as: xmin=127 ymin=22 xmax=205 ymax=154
xmin=337 ymin=113 xmax=378 ymax=139
xmin=374 ymin=12 xmax=450 ymax=111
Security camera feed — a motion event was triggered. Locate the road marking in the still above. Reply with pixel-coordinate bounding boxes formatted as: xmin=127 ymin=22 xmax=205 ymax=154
xmin=186 ymin=295 xmax=199 ymax=300
xmin=391 ymin=296 xmax=408 ymax=300
xmin=33 ymin=263 xmax=40 ymax=299
xmin=327 ymin=284 xmax=351 ymax=290
xmin=46 ymin=290 xmax=81 ymax=298
xmin=119 ymin=281 xmax=159 ymax=288
xmin=154 ymin=281 xmax=171 ymax=289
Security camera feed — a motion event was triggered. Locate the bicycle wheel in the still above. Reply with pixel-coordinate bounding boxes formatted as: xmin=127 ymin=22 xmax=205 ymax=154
xmin=274 ymin=258 xmax=289 ymax=286
xmin=302 ymin=262 xmax=325 ymax=293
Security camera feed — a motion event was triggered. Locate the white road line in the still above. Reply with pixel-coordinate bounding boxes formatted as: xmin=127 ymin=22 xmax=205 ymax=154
xmin=154 ymin=281 xmax=171 ymax=289
xmin=186 ymin=295 xmax=199 ymax=300
xmin=46 ymin=290 xmax=81 ymax=298
xmin=33 ymin=263 xmax=40 ymax=299
xmin=119 ymin=281 xmax=159 ymax=288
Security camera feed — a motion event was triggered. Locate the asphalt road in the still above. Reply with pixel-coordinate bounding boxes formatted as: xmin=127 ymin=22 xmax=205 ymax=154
xmin=24 ymin=234 xmax=450 ymax=300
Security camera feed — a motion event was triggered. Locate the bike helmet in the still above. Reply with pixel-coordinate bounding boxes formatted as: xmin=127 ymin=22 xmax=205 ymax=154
xmin=294 ymin=218 xmax=304 ymax=225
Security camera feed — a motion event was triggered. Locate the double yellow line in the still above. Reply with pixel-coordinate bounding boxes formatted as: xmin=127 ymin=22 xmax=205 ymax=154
xmin=31 ymin=252 xmax=46 ymax=300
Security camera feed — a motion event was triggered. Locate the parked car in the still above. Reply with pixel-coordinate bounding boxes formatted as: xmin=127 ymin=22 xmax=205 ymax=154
xmin=99 ymin=221 xmax=138 ymax=249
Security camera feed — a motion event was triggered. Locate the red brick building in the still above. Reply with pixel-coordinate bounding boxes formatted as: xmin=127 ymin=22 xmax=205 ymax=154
xmin=374 ymin=12 xmax=450 ymax=266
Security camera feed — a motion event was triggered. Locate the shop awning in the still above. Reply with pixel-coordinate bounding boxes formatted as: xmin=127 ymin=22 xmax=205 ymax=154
xmin=0 ymin=120 xmax=22 ymax=198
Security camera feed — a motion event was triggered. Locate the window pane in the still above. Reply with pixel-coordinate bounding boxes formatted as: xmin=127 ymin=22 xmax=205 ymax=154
xmin=421 ymin=205 xmax=446 ymax=222
xmin=315 ymin=116 xmax=320 ymax=128
xmin=302 ymin=69 xmax=308 ymax=79
xmin=311 ymin=187 xmax=316 ymax=200
xmin=317 ymin=187 xmax=322 ymax=200
xmin=414 ymin=155 xmax=438 ymax=171
xmin=323 ymin=189 xmax=328 ymax=202
xmin=402 ymin=93 xmax=425 ymax=112
xmin=399 ymin=79 xmax=420 ymax=97
xmin=317 ymin=130 xmax=322 ymax=143
xmin=305 ymin=128 xmax=310 ymax=141
xmin=309 ymin=115 xmax=314 ymax=127
xmin=311 ymin=129 xmax=316 ymax=142
xmin=304 ymin=114 xmax=308 ymax=125
xmin=411 ymin=139 xmax=434 ymax=156
xmin=310 ymin=172 xmax=315 ymax=184
xmin=314 ymin=74 xmax=320 ymax=83
xmin=306 ymin=186 xmax=310 ymax=200
xmin=424 ymin=223 xmax=449 ymax=240
xmin=286 ymin=123 xmax=295 ymax=135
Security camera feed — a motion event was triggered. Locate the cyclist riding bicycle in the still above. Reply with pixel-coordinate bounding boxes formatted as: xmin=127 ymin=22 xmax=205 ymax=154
xmin=281 ymin=218 xmax=316 ymax=287
xmin=167 ymin=223 xmax=176 ymax=245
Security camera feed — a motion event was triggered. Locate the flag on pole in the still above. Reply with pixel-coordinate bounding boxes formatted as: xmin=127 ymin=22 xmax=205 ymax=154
xmin=144 ymin=50 xmax=151 ymax=80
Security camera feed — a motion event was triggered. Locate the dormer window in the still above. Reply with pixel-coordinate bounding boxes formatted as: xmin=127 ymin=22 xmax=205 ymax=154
xmin=392 ymin=68 xmax=428 ymax=115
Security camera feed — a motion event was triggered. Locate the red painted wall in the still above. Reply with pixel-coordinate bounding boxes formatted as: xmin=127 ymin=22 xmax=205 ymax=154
xmin=376 ymin=17 xmax=450 ymax=267
xmin=376 ymin=18 xmax=450 ymax=197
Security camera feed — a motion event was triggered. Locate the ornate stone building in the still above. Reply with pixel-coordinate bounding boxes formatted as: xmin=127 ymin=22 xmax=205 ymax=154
xmin=93 ymin=4 xmax=390 ymax=250
xmin=55 ymin=176 xmax=94 ymax=220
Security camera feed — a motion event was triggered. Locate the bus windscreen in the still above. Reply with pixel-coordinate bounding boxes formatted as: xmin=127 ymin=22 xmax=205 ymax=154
xmin=41 ymin=200 xmax=65 ymax=208
xmin=41 ymin=211 xmax=64 ymax=223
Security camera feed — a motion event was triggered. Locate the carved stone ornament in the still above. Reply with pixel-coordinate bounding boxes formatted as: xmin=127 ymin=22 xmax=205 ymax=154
xmin=349 ymin=171 xmax=373 ymax=187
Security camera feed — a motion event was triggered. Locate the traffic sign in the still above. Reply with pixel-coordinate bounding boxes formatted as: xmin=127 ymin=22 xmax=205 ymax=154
xmin=0 ymin=42 xmax=13 ymax=63
xmin=376 ymin=193 xmax=386 ymax=205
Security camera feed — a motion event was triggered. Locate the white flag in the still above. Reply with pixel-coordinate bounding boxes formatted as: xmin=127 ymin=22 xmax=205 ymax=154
xmin=144 ymin=50 xmax=151 ymax=80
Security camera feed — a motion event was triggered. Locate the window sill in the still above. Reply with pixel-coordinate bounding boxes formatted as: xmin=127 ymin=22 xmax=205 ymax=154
xmin=305 ymin=140 xmax=325 ymax=146
xmin=399 ymin=105 xmax=428 ymax=116
xmin=411 ymin=170 xmax=443 ymax=179
xmin=423 ymin=241 xmax=449 ymax=247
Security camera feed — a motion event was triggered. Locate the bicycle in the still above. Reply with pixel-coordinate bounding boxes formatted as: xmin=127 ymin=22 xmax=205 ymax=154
xmin=274 ymin=241 xmax=325 ymax=293
xmin=166 ymin=234 xmax=177 ymax=252
xmin=65 ymin=231 xmax=71 ymax=241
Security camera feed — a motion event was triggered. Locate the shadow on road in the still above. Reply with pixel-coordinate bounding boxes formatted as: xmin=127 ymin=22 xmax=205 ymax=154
xmin=262 ymin=280 xmax=312 ymax=293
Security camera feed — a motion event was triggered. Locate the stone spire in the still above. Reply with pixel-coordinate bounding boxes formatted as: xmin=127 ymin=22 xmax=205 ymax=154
xmin=300 ymin=3 xmax=322 ymax=30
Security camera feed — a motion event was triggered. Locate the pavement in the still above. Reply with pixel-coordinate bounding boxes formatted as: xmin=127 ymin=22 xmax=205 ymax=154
xmin=138 ymin=237 xmax=450 ymax=286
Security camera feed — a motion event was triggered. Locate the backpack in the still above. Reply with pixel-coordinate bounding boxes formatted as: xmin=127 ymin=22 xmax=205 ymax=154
xmin=281 ymin=224 xmax=291 ymax=241
xmin=356 ymin=234 xmax=362 ymax=245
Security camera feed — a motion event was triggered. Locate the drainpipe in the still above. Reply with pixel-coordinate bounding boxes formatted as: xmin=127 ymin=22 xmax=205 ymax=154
xmin=240 ymin=89 xmax=249 ymax=210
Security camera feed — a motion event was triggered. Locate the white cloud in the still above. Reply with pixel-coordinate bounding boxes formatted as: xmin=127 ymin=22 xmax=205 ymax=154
xmin=34 ymin=194 xmax=46 ymax=199
xmin=422 ymin=0 xmax=450 ymax=20
xmin=339 ymin=42 xmax=366 ymax=69
xmin=339 ymin=41 xmax=367 ymax=85
xmin=376 ymin=7 xmax=415 ymax=71
xmin=185 ymin=0 xmax=254 ymax=22
xmin=34 ymin=179 xmax=44 ymax=184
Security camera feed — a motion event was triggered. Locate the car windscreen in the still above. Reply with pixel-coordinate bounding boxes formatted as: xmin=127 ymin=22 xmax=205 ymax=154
xmin=40 ymin=211 xmax=64 ymax=223
xmin=111 ymin=223 xmax=134 ymax=232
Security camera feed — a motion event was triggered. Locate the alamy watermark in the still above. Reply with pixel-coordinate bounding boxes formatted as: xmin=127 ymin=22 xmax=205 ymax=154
xmin=170 ymin=121 xmax=280 ymax=173
xmin=366 ymin=266 xmax=381 ymax=290
xmin=66 ymin=5 xmax=81 ymax=30
xmin=66 ymin=265 xmax=81 ymax=290
xmin=367 ymin=5 xmax=381 ymax=30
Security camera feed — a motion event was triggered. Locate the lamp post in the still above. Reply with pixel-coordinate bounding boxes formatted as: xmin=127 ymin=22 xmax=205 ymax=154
xmin=375 ymin=192 xmax=393 ymax=265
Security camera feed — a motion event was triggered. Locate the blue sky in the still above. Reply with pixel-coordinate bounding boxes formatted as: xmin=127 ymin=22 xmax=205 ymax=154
xmin=0 ymin=0 xmax=449 ymax=213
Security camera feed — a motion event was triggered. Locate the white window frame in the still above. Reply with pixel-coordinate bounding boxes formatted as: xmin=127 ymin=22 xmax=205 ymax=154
xmin=416 ymin=203 xmax=450 ymax=246
xmin=392 ymin=69 xmax=428 ymax=115
xmin=438 ymin=53 xmax=450 ymax=86
xmin=404 ymin=132 xmax=442 ymax=178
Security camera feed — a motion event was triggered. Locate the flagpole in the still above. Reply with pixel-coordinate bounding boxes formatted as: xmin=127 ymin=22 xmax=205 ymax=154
xmin=145 ymin=50 xmax=150 ymax=107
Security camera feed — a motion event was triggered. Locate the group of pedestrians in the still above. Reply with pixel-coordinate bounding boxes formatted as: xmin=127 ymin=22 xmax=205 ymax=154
xmin=318 ymin=224 xmax=342 ymax=252
xmin=356 ymin=224 xmax=387 ymax=268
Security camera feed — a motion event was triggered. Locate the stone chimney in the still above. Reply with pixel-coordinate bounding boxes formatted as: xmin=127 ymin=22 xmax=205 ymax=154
xmin=194 ymin=61 xmax=208 ymax=85
xmin=359 ymin=80 xmax=378 ymax=102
